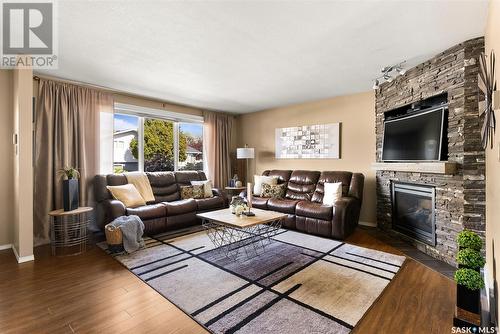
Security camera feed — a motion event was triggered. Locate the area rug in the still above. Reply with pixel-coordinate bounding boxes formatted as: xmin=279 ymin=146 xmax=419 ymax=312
xmin=99 ymin=227 xmax=406 ymax=333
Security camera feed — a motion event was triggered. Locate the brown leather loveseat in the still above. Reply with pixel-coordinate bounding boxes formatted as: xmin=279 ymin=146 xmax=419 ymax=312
xmin=95 ymin=171 xmax=227 ymax=235
xmin=241 ymin=170 xmax=364 ymax=239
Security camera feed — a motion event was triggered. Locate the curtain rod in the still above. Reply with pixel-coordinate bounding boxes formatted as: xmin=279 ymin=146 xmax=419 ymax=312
xmin=32 ymin=74 xmax=210 ymax=113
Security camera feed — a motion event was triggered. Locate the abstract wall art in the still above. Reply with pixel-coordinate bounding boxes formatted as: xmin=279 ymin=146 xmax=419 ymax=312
xmin=275 ymin=123 xmax=340 ymax=159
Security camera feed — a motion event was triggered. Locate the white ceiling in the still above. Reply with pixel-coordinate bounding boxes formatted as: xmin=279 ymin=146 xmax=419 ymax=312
xmin=37 ymin=1 xmax=489 ymax=113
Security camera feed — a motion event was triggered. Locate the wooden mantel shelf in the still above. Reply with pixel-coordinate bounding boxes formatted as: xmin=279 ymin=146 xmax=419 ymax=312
xmin=371 ymin=162 xmax=458 ymax=175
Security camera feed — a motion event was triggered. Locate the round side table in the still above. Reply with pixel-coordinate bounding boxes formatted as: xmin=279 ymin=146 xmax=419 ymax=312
xmin=49 ymin=207 xmax=93 ymax=256
xmin=224 ymin=186 xmax=246 ymax=203
xmin=225 ymin=186 xmax=246 ymax=197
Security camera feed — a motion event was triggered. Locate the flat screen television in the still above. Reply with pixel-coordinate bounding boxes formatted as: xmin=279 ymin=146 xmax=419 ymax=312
xmin=382 ymin=107 xmax=446 ymax=161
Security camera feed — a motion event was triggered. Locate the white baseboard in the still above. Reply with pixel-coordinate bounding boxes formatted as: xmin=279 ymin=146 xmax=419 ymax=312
xmin=12 ymin=246 xmax=34 ymax=263
xmin=359 ymin=221 xmax=377 ymax=227
xmin=0 ymin=243 xmax=12 ymax=251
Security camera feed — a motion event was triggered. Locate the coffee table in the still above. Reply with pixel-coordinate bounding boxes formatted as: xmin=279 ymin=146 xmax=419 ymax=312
xmin=197 ymin=208 xmax=287 ymax=260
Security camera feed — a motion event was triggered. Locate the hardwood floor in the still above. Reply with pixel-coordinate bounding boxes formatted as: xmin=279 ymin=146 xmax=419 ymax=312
xmin=0 ymin=229 xmax=454 ymax=334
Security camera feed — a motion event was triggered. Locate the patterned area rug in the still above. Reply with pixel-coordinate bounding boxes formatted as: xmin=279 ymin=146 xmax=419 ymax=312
xmin=100 ymin=227 xmax=406 ymax=333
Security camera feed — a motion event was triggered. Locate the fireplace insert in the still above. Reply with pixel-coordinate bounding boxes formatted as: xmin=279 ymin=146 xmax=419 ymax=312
xmin=391 ymin=182 xmax=436 ymax=246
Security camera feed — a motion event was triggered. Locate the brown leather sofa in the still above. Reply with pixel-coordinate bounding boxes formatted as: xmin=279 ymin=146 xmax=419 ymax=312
xmin=95 ymin=171 xmax=227 ymax=235
xmin=241 ymin=170 xmax=364 ymax=239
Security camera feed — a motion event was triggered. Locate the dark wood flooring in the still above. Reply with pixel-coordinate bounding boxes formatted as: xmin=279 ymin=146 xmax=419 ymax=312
xmin=0 ymin=228 xmax=455 ymax=334
xmin=360 ymin=226 xmax=456 ymax=279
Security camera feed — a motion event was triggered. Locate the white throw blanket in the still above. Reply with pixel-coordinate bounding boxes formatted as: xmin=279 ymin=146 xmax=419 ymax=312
xmin=109 ymin=215 xmax=145 ymax=253
xmin=125 ymin=172 xmax=155 ymax=202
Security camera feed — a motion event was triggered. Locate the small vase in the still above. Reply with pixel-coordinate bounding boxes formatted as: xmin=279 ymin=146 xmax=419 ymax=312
xmin=63 ymin=178 xmax=79 ymax=211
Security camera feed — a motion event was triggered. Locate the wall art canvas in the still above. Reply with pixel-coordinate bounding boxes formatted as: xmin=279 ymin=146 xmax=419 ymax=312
xmin=275 ymin=123 xmax=340 ymax=159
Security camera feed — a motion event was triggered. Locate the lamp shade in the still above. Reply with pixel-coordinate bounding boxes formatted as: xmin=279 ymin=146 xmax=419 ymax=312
xmin=237 ymin=147 xmax=255 ymax=159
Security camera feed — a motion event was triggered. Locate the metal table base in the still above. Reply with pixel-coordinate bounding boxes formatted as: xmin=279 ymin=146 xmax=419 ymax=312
xmin=202 ymin=218 xmax=282 ymax=260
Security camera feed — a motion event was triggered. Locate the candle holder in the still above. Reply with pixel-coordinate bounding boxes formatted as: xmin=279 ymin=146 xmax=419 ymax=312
xmin=243 ymin=182 xmax=256 ymax=216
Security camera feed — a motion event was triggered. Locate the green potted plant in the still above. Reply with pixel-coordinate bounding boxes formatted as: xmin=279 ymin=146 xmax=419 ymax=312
xmin=454 ymin=268 xmax=484 ymax=314
xmin=457 ymin=248 xmax=486 ymax=270
xmin=457 ymin=230 xmax=483 ymax=251
xmin=58 ymin=167 xmax=80 ymax=211
xmin=453 ymin=230 xmax=484 ymax=327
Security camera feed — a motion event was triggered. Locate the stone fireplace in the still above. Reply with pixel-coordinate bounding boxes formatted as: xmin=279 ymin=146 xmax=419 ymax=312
xmin=374 ymin=37 xmax=486 ymax=266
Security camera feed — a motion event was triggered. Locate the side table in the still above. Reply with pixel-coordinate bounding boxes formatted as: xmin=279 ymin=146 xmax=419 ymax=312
xmin=224 ymin=186 xmax=246 ymax=202
xmin=49 ymin=207 xmax=93 ymax=256
xmin=225 ymin=186 xmax=246 ymax=196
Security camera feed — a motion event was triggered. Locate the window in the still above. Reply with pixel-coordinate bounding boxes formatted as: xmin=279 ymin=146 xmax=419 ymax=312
xmin=112 ymin=104 xmax=204 ymax=173
xmin=178 ymin=123 xmax=204 ymax=171
xmin=143 ymin=118 xmax=175 ymax=172
xmin=113 ymin=113 xmax=139 ymax=173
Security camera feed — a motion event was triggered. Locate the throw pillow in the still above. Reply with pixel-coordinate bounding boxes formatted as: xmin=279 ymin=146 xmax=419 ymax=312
xmin=261 ymin=183 xmax=286 ymax=199
xmin=191 ymin=180 xmax=214 ymax=198
xmin=107 ymin=184 xmax=146 ymax=208
xmin=323 ymin=182 xmax=343 ymax=206
xmin=253 ymin=175 xmax=278 ymax=196
xmin=181 ymin=185 xmax=204 ymax=199
xmin=124 ymin=172 xmax=155 ymax=202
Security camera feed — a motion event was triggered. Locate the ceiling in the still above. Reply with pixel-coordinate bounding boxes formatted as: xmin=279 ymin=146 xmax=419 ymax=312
xmin=37 ymin=1 xmax=489 ymax=113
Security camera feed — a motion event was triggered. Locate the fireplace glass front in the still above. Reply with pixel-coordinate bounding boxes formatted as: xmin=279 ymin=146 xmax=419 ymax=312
xmin=391 ymin=182 xmax=436 ymax=246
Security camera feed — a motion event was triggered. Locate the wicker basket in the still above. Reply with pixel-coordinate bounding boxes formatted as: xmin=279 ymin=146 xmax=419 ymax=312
xmin=105 ymin=224 xmax=124 ymax=253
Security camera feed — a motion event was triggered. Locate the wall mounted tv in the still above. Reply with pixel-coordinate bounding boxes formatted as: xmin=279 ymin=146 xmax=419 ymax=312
xmin=382 ymin=107 xmax=447 ymax=161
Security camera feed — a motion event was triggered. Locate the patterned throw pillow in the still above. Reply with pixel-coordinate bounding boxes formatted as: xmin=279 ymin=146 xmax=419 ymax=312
xmin=180 ymin=185 xmax=204 ymax=199
xmin=261 ymin=183 xmax=286 ymax=199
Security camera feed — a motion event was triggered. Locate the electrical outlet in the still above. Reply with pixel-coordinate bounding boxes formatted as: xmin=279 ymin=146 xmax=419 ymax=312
xmin=494 ymin=91 xmax=500 ymax=111
xmin=12 ymin=133 xmax=17 ymax=145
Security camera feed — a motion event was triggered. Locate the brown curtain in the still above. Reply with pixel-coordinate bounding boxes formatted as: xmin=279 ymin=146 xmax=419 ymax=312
xmin=203 ymin=110 xmax=234 ymax=189
xmin=34 ymin=79 xmax=113 ymax=245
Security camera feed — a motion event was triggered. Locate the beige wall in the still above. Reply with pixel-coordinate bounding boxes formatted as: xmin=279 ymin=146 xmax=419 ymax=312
xmin=236 ymin=91 xmax=376 ymax=225
xmin=0 ymin=70 xmax=14 ymax=246
xmin=485 ymin=0 xmax=500 ymax=322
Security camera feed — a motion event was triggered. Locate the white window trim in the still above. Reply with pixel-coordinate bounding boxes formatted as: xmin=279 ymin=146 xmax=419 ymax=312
xmin=113 ymin=102 xmax=204 ymax=173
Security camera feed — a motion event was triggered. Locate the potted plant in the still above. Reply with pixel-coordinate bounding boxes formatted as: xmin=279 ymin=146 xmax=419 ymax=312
xmin=453 ymin=230 xmax=485 ymax=327
xmin=457 ymin=248 xmax=486 ymax=270
xmin=58 ymin=167 xmax=80 ymax=211
xmin=457 ymin=230 xmax=483 ymax=251
xmin=454 ymin=268 xmax=484 ymax=314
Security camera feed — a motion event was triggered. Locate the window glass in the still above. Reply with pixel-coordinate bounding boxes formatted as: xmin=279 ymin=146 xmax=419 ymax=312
xmin=113 ymin=113 xmax=139 ymax=173
xmin=143 ymin=118 xmax=175 ymax=172
xmin=178 ymin=123 xmax=203 ymax=171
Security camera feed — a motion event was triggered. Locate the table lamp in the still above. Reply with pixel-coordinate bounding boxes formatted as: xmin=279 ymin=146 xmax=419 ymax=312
xmin=236 ymin=145 xmax=255 ymax=184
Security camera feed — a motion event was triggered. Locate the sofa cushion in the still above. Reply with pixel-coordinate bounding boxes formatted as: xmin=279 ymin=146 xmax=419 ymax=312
xmin=195 ymin=196 xmax=225 ymax=211
xmin=126 ymin=203 xmax=167 ymax=220
xmin=147 ymin=172 xmax=180 ymax=202
xmin=175 ymin=171 xmax=205 ymax=187
xmin=296 ymin=201 xmax=333 ymax=220
xmin=311 ymin=171 xmax=353 ymax=203
xmin=163 ymin=199 xmax=197 ymax=216
xmin=250 ymin=196 xmax=269 ymax=209
xmin=262 ymin=170 xmax=293 ymax=184
xmin=267 ymin=198 xmax=300 ymax=214
xmin=285 ymin=170 xmax=321 ymax=201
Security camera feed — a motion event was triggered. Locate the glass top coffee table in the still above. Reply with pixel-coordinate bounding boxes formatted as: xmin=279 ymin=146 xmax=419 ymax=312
xmin=197 ymin=208 xmax=287 ymax=260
